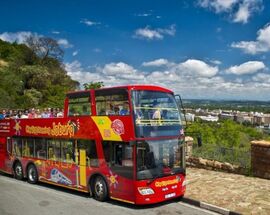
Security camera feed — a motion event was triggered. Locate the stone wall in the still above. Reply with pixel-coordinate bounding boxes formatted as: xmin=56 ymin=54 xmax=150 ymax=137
xmin=186 ymin=156 xmax=247 ymax=175
xmin=251 ymin=140 xmax=270 ymax=179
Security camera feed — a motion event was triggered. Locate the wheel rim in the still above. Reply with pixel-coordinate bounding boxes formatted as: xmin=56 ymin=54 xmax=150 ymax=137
xmin=95 ymin=179 xmax=104 ymax=198
xmin=15 ymin=165 xmax=22 ymax=177
xmin=28 ymin=167 xmax=36 ymax=182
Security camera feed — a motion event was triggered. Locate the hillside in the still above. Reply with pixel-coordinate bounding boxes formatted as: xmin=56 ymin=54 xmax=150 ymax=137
xmin=0 ymin=38 xmax=79 ymax=109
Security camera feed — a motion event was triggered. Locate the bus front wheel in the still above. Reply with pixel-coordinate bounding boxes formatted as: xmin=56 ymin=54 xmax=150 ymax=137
xmin=14 ymin=162 xmax=23 ymax=180
xmin=92 ymin=176 xmax=108 ymax=202
xmin=27 ymin=164 xmax=38 ymax=184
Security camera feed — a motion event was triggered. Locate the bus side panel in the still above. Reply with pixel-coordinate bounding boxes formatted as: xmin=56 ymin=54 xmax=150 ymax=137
xmin=0 ymin=137 xmax=6 ymax=170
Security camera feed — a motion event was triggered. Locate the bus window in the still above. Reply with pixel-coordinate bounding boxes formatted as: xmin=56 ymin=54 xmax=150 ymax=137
xmin=68 ymin=97 xmax=91 ymax=116
xmin=77 ymin=139 xmax=98 ymax=167
xmin=35 ymin=138 xmax=47 ymax=159
xmin=22 ymin=138 xmax=34 ymax=157
xmin=102 ymin=141 xmax=133 ymax=179
xmin=47 ymin=140 xmax=61 ymax=161
xmin=95 ymin=89 xmax=129 ymax=116
xmin=61 ymin=140 xmax=74 ymax=163
xmin=12 ymin=138 xmax=22 ymax=157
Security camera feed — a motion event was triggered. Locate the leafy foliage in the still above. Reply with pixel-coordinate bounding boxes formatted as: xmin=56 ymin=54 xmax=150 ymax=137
xmin=0 ymin=38 xmax=79 ymax=109
xmin=83 ymin=81 xmax=104 ymax=90
xmin=186 ymin=120 xmax=266 ymax=171
xmin=186 ymin=120 xmax=264 ymax=149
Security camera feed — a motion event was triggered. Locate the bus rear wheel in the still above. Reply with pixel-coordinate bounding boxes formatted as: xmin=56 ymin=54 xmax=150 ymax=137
xmin=92 ymin=176 xmax=108 ymax=202
xmin=14 ymin=162 xmax=23 ymax=180
xmin=27 ymin=164 xmax=38 ymax=184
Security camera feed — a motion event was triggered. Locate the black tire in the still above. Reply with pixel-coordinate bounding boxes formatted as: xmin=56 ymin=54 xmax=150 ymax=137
xmin=92 ymin=176 xmax=108 ymax=202
xmin=14 ymin=162 xmax=23 ymax=180
xmin=27 ymin=164 xmax=38 ymax=184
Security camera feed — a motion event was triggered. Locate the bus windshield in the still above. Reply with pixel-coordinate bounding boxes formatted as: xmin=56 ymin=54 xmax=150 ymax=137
xmin=132 ymin=90 xmax=182 ymax=137
xmin=136 ymin=139 xmax=184 ymax=180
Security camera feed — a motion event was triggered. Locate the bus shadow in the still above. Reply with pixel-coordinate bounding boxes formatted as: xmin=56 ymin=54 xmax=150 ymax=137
xmin=107 ymin=197 xmax=183 ymax=210
xmin=0 ymin=172 xmax=182 ymax=209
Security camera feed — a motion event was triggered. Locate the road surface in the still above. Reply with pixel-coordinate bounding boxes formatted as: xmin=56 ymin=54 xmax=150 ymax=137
xmin=0 ymin=173 xmax=218 ymax=215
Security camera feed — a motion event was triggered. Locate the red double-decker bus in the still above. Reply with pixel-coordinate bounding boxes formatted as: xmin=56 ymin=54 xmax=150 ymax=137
xmin=0 ymin=85 xmax=186 ymax=204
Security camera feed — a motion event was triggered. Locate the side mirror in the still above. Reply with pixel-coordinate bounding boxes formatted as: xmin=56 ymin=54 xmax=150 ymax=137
xmin=175 ymin=94 xmax=187 ymax=128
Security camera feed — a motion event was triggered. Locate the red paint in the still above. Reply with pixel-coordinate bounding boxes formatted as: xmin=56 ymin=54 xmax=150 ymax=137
xmin=0 ymin=85 xmax=185 ymax=205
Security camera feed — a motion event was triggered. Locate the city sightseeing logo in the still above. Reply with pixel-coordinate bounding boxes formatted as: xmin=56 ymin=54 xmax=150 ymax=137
xmin=111 ymin=119 xmax=124 ymax=135
xmin=25 ymin=120 xmax=79 ymax=137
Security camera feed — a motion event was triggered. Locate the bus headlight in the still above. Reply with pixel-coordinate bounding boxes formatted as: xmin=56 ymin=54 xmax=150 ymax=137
xmin=138 ymin=187 xmax=155 ymax=195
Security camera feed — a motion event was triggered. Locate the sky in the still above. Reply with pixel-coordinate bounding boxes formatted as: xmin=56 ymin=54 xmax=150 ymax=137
xmin=0 ymin=0 xmax=270 ymax=100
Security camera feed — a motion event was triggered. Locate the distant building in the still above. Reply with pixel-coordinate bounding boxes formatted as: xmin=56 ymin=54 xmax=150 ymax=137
xmin=185 ymin=113 xmax=195 ymax=122
xmin=219 ymin=113 xmax=234 ymax=120
xmin=236 ymin=114 xmax=254 ymax=124
xmin=198 ymin=115 xmax=219 ymax=122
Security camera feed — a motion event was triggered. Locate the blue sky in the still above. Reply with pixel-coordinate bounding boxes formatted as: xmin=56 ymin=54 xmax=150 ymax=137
xmin=1 ymin=0 xmax=270 ymax=100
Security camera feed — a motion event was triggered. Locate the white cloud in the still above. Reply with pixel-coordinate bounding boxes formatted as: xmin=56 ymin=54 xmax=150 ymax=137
xmin=226 ymin=61 xmax=265 ymax=75
xmin=231 ymin=23 xmax=270 ymax=54
xmin=177 ymin=59 xmax=219 ymax=77
xmin=158 ymin=25 xmax=176 ymax=36
xmin=134 ymin=25 xmax=176 ymax=40
xmin=80 ymin=19 xmax=101 ymax=26
xmin=65 ymin=59 xmax=270 ymax=100
xmin=197 ymin=0 xmax=263 ymax=24
xmin=65 ymin=61 xmax=145 ymax=86
xmin=252 ymin=73 xmax=270 ymax=83
xmin=51 ymin=31 xmax=60 ymax=34
xmin=198 ymin=0 xmax=238 ymax=13
xmin=57 ymin=38 xmax=73 ymax=48
xmin=134 ymin=27 xmax=163 ymax=40
xmin=65 ymin=60 xmax=103 ymax=84
xmin=233 ymin=0 xmax=264 ymax=24
xmin=72 ymin=50 xmax=79 ymax=56
xmin=142 ymin=58 xmax=170 ymax=67
xmin=135 ymin=13 xmax=151 ymax=17
xmin=233 ymin=2 xmax=249 ymax=23
xmin=211 ymin=60 xmax=222 ymax=65
xmin=103 ymin=62 xmax=137 ymax=75
xmin=0 ymin=31 xmax=40 ymax=44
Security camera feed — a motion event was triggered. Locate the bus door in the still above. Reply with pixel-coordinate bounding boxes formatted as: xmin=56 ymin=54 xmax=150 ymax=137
xmin=0 ymin=137 xmax=6 ymax=169
xmin=102 ymin=141 xmax=135 ymax=202
xmin=75 ymin=140 xmax=98 ymax=188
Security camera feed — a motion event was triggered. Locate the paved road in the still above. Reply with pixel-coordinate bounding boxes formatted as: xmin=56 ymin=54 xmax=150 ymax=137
xmin=0 ymin=173 xmax=217 ymax=215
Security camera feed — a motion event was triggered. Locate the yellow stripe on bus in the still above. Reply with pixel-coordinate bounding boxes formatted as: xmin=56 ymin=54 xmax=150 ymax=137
xmin=79 ymin=149 xmax=86 ymax=187
xmin=92 ymin=116 xmax=122 ymax=141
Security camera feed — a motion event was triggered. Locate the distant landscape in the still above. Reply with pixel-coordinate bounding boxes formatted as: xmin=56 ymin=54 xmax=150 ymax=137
xmin=183 ymin=99 xmax=270 ymax=113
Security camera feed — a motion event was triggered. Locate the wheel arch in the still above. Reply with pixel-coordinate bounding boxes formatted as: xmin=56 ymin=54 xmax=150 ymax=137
xmin=12 ymin=159 xmax=23 ymax=173
xmin=26 ymin=161 xmax=37 ymax=173
xmin=88 ymin=172 xmax=110 ymax=197
xmin=12 ymin=159 xmax=24 ymax=179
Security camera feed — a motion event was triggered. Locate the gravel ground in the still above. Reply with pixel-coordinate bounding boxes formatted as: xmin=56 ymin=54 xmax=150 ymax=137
xmin=185 ymin=167 xmax=270 ymax=215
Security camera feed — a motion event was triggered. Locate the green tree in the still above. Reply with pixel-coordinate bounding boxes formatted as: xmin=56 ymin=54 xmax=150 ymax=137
xmin=0 ymin=38 xmax=79 ymax=109
xmin=25 ymin=35 xmax=64 ymax=63
xmin=83 ymin=81 xmax=104 ymax=90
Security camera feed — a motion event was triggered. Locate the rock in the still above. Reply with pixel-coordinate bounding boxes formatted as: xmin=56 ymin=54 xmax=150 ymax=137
xmin=206 ymin=160 xmax=215 ymax=167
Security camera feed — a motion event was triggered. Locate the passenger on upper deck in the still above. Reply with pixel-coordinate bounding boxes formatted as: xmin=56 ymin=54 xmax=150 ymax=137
xmin=119 ymin=102 xmax=130 ymax=115
xmin=0 ymin=109 xmax=6 ymax=119
xmin=152 ymin=101 xmax=162 ymax=120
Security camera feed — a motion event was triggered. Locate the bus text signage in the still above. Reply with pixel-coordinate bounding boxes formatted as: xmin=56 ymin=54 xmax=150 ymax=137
xmin=25 ymin=122 xmax=75 ymax=137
